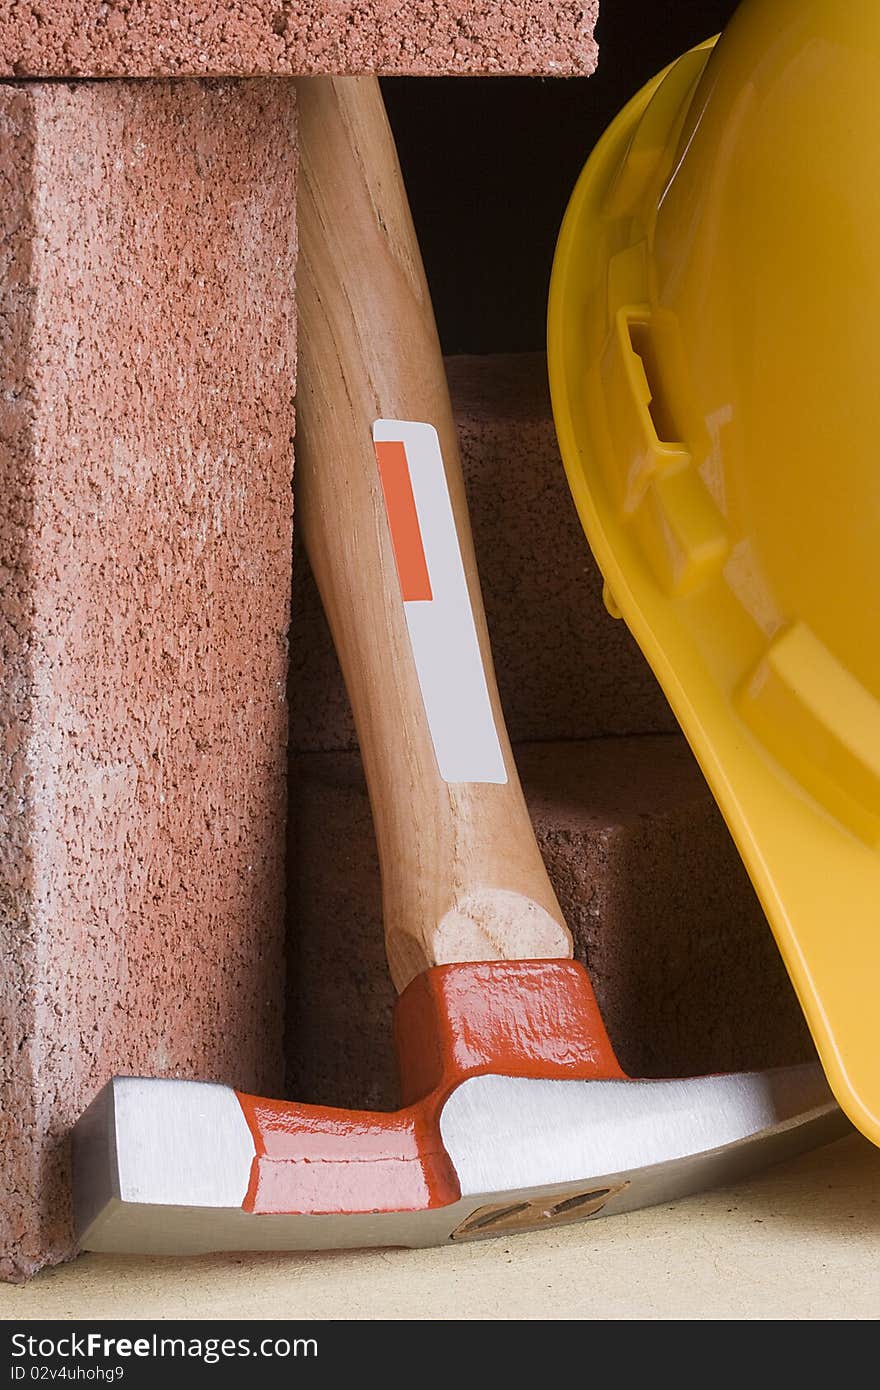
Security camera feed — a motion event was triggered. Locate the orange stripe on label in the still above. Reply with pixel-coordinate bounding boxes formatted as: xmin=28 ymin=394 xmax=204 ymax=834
xmin=374 ymin=439 xmax=433 ymax=602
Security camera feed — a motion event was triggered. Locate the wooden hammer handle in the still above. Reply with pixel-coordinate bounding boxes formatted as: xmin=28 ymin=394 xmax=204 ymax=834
xmin=295 ymin=76 xmax=572 ymax=992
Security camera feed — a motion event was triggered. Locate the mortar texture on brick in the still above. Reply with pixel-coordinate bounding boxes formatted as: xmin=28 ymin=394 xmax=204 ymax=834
xmin=0 ymin=2 xmax=598 ymax=77
xmin=0 ymin=79 xmax=297 ymax=1281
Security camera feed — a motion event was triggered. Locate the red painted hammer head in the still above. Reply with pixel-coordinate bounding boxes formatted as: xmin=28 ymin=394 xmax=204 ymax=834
xmin=74 ymin=961 xmax=841 ymax=1253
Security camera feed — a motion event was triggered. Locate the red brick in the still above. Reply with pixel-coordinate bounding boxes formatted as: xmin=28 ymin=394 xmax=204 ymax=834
xmin=0 ymin=80 xmax=296 ymax=1281
xmin=287 ymin=738 xmax=813 ymax=1111
xmin=0 ymin=3 xmax=598 ymax=78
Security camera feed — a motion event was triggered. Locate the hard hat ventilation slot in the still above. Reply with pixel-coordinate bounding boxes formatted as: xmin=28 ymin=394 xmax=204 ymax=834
xmin=626 ymin=316 xmax=681 ymax=447
xmin=603 ymin=306 xmax=729 ymax=595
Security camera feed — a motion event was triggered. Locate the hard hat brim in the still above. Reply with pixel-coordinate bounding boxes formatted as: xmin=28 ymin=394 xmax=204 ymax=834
xmin=549 ymin=41 xmax=880 ymax=1148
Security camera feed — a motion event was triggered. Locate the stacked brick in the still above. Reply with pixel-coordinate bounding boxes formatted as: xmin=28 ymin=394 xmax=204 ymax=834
xmin=0 ymin=0 xmax=600 ymax=1285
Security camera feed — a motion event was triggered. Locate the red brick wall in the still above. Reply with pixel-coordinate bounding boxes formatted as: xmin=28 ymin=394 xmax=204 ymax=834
xmin=0 ymin=79 xmax=297 ymax=1281
xmin=0 ymin=2 xmax=599 ymax=77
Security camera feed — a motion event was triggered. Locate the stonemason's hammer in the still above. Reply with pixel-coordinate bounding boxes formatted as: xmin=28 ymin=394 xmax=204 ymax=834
xmin=72 ymin=76 xmax=846 ymax=1255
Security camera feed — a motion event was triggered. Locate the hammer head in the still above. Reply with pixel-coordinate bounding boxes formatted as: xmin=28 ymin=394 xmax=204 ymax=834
xmin=73 ymin=962 xmax=846 ymax=1253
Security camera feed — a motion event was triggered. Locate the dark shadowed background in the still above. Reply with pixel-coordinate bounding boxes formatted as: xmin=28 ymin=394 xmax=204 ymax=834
xmin=383 ymin=0 xmax=740 ymax=353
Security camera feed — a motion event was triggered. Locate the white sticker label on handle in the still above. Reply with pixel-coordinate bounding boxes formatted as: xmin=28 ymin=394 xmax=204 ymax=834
xmin=373 ymin=418 xmax=508 ymax=785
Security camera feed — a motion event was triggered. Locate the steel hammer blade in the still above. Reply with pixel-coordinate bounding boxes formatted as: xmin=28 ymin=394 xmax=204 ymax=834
xmin=74 ymin=962 xmax=846 ymax=1254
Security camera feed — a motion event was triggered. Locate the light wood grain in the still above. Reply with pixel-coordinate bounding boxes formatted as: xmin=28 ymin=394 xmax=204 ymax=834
xmin=294 ymin=76 xmax=572 ymax=989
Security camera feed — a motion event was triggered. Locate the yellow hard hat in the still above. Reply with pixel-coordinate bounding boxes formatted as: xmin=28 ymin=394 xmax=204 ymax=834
xmin=549 ymin=0 xmax=880 ymax=1146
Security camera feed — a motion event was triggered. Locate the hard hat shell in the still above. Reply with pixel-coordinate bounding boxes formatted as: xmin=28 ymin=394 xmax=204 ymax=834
xmin=549 ymin=0 xmax=880 ymax=1145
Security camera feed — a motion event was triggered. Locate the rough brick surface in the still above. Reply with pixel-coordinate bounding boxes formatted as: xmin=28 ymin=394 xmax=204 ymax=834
xmin=288 ymin=738 xmax=814 ymax=1111
xmin=0 ymin=2 xmax=599 ymax=78
xmin=289 ymin=353 xmax=678 ymax=751
xmin=0 ymin=80 xmax=297 ymax=1281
